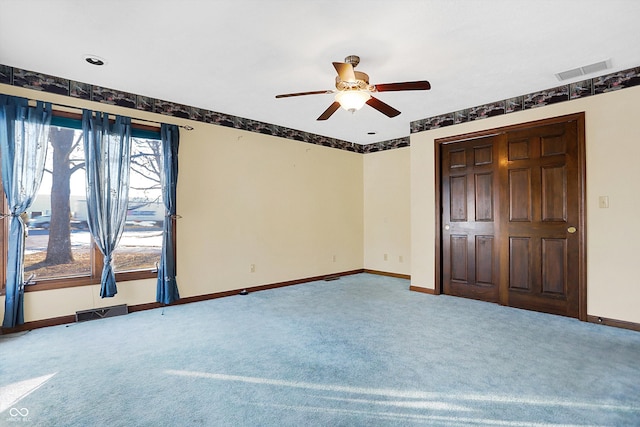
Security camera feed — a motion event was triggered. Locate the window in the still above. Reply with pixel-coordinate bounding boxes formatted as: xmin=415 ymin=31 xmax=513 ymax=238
xmin=1 ymin=111 xmax=169 ymax=293
xmin=24 ymin=126 xmax=92 ymax=280
xmin=113 ymin=137 xmax=164 ymax=273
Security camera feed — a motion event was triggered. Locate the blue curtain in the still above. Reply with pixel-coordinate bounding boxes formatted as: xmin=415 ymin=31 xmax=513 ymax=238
xmin=0 ymin=95 xmax=51 ymax=328
xmin=156 ymin=124 xmax=180 ymax=304
xmin=82 ymin=110 xmax=131 ymax=298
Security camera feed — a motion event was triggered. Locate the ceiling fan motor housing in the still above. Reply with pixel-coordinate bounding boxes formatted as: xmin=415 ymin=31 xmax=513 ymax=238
xmin=335 ymin=71 xmax=373 ymax=91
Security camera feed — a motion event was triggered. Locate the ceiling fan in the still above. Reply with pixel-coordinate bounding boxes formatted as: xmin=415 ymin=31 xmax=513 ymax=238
xmin=275 ymin=55 xmax=431 ymax=121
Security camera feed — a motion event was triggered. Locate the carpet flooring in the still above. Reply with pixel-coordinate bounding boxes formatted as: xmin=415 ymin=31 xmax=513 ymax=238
xmin=1 ymin=273 xmax=639 ymax=426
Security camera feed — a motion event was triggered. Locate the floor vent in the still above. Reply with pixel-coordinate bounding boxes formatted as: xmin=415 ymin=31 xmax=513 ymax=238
xmin=324 ymin=275 xmax=340 ymax=281
xmin=555 ymin=60 xmax=610 ymax=81
xmin=76 ymin=304 xmax=128 ymax=322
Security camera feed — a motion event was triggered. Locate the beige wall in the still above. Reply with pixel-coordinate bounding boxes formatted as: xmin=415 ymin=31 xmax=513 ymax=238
xmin=363 ymin=147 xmax=411 ymax=276
xmin=0 ymin=84 xmax=363 ymax=322
xmin=177 ymin=124 xmax=363 ymax=297
xmin=410 ymin=85 xmax=640 ymax=324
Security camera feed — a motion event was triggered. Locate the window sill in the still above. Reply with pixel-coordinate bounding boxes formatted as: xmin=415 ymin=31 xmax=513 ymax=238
xmin=23 ymin=270 xmax=157 ymax=293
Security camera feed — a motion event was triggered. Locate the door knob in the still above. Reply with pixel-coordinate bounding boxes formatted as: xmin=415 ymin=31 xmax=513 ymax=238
xmin=567 ymin=226 xmax=577 ymax=234
xmin=444 ymin=224 xmax=450 ymax=230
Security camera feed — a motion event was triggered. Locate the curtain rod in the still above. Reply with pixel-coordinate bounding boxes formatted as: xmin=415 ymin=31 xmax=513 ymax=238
xmin=26 ymin=98 xmax=194 ymax=131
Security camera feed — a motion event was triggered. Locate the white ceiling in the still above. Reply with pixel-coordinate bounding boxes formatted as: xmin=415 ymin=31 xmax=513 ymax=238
xmin=1 ymin=0 xmax=639 ymax=144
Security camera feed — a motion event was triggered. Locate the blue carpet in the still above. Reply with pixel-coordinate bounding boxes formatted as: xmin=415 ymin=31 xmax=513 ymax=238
xmin=1 ymin=273 xmax=639 ymax=426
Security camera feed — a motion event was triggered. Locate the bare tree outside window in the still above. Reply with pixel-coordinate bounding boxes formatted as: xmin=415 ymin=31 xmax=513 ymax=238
xmin=24 ymin=127 xmax=90 ymax=278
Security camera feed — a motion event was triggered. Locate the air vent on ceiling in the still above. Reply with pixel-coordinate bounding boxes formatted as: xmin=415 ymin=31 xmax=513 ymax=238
xmin=555 ymin=60 xmax=611 ymax=81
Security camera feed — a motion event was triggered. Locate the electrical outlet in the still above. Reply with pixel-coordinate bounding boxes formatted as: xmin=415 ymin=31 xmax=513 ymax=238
xmin=399 ymin=255 xmax=403 ymax=263
xmin=384 ymin=253 xmax=388 ymax=261
xmin=250 ymin=264 xmax=255 ymax=273
xmin=332 ymin=255 xmax=336 ymax=262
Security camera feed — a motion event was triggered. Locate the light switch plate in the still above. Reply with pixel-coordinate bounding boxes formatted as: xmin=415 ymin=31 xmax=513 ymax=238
xmin=598 ymin=196 xmax=609 ymax=208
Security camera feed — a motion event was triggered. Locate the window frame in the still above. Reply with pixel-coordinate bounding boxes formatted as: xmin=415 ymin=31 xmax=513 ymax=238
xmin=0 ymin=110 xmax=173 ymax=295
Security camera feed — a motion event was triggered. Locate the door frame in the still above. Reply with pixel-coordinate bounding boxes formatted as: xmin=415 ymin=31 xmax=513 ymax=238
xmin=434 ymin=112 xmax=587 ymax=321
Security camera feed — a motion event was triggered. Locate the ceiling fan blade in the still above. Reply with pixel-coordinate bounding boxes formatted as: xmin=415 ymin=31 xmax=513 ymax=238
xmin=275 ymin=90 xmax=333 ymax=98
xmin=332 ymin=62 xmax=356 ymax=82
xmin=366 ymin=96 xmax=401 ymax=118
xmin=317 ymin=102 xmax=341 ymax=121
xmin=374 ymin=81 xmax=431 ymax=92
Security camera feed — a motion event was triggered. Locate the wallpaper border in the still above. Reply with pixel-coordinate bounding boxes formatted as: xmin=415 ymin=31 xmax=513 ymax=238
xmin=1 ymin=63 xmax=638 ymax=153
xmin=0 ymin=63 xmax=368 ymax=153
xmin=410 ymin=66 xmax=640 ymax=133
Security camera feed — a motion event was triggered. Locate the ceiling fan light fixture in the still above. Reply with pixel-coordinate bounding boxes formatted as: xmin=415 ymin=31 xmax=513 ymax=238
xmin=335 ymin=90 xmax=371 ymax=112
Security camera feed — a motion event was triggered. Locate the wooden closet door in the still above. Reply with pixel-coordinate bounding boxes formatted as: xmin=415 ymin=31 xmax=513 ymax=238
xmin=441 ymin=136 xmax=500 ymax=303
xmin=502 ymin=120 xmax=581 ymax=317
